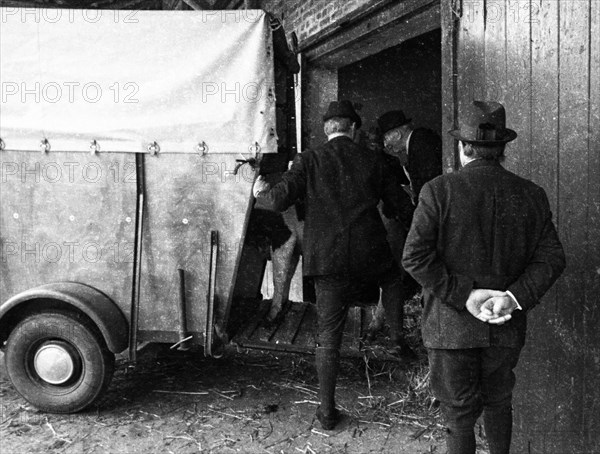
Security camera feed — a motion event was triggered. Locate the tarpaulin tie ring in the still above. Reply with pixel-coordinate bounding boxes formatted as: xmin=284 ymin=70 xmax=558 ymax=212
xmin=90 ymin=140 xmax=100 ymax=154
xmin=40 ymin=138 xmax=51 ymax=154
xmin=0 ymin=138 xmax=5 ymax=152
xmin=147 ymin=141 xmax=160 ymax=156
xmin=195 ymin=141 xmax=208 ymax=155
xmin=249 ymin=142 xmax=261 ymax=156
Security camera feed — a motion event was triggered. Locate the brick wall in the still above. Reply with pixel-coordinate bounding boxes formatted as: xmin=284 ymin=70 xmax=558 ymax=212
xmin=260 ymin=0 xmax=377 ymax=44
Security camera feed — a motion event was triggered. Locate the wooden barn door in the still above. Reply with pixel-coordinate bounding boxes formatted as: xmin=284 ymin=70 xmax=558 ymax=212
xmin=442 ymin=1 xmax=600 ymax=452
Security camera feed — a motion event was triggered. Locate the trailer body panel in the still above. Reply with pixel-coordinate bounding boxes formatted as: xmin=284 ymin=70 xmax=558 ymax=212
xmin=0 ymin=150 xmax=137 ymax=313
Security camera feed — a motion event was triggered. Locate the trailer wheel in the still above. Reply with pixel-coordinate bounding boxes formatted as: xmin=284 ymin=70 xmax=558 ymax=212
xmin=5 ymin=311 xmax=115 ymax=413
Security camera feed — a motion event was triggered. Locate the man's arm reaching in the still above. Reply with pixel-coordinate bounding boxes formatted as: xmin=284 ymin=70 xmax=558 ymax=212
xmin=253 ymin=154 xmax=308 ymax=212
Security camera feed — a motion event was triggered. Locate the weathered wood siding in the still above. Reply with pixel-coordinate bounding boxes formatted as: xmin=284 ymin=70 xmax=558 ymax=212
xmin=443 ymin=1 xmax=600 ymax=452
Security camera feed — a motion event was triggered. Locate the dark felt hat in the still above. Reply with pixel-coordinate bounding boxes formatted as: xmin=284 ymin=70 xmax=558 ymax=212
xmin=449 ymin=101 xmax=517 ymax=144
xmin=377 ymin=110 xmax=412 ymax=135
xmin=323 ymin=100 xmax=362 ymax=129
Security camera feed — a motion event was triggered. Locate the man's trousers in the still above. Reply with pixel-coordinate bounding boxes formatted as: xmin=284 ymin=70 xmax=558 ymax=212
xmin=428 ymin=346 xmax=522 ymax=454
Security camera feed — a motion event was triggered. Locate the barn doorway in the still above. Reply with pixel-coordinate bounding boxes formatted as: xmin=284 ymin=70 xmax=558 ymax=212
xmin=284 ymin=25 xmax=443 ymax=308
xmin=299 ymin=0 xmax=443 ymax=152
xmin=232 ymin=7 xmax=444 ymax=353
xmin=338 ymin=28 xmax=442 ymax=140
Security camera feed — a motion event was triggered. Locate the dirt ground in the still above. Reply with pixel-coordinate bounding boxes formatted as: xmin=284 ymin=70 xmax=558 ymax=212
xmin=0 ymin=343 xmax=493 ymax=454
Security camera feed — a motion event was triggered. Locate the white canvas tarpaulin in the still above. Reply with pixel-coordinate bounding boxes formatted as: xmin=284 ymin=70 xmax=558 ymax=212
xmin=0 ymin=8 xmax=277 ymax=154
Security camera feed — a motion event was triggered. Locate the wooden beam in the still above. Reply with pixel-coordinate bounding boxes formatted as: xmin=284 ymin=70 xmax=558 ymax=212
xmin=548 ymin=2 xmax=591 ymax=448
xmin=323 ymin=6 xmax=439 ymax=68
xmin=441 ymin=0 xmax=458 ymax=174
xmin=585 ymin=3 xmax=600 ymax=448
xmin=302 ymin=0 xmax=438 ymax=67
xmin=512 ymin=0 xmax=559 ymax=447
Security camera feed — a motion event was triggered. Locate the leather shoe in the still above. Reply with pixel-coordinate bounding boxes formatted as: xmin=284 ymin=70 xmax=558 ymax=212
xmin=315 ymin=406 xmax=341 ymax=430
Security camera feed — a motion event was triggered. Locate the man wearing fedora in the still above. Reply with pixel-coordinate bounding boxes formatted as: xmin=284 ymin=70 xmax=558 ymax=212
xmin=402 ymin=101 xmax=565 ymax=454
xmin=253 ymin=100 xmax=410 ymax=430
xmin=369 ymin=111 xmax=442 ymax=349
xmin=377 ymin=110 xmax=442 ymax=203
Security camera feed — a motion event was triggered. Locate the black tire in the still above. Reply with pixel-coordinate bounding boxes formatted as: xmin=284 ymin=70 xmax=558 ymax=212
xmin=5 ymin=311 xmax=115 ymax=413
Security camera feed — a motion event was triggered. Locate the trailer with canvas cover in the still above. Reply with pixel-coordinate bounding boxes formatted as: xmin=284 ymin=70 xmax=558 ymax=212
xmin=0 ymin=7 xmax=305 ymax=412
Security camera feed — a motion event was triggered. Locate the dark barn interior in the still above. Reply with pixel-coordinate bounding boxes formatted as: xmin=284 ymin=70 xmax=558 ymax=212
xmin=338 ymin=28 xmax=442 ymax=137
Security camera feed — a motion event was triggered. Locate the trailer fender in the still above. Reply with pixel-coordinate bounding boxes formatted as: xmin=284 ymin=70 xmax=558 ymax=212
xmin=0 ymin=282 xmax=128 ymax=354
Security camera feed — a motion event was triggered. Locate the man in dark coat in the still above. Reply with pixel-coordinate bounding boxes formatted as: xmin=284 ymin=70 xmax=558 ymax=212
xmin=402 ymin=101 xmax=566 ymax=454
xmin=377 ymin=110 xmax=442 ymax=203
xmin=367 ymin=110 xmax=443 ymax=349
xmin=253 ymin=100 xmax=408 ymax=430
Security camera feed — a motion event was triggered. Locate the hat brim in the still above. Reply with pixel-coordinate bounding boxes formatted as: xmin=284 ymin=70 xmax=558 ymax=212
xmin=323 ymin=114 xmax=362 ymax=129
xmin=380 ymin=118 xmax=411 ymax=135
xmin=448 ymin=128 xmax=517 ymax=144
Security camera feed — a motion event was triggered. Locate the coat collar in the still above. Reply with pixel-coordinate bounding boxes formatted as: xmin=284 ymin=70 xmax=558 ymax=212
xmin=328 ymin=135 xmax=354 ymax=143
xmin=461 ymin=159 xmax=503 ymax=171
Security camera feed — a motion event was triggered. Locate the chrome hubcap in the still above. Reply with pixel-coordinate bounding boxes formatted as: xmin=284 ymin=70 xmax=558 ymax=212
xmin=33 ymin=342 xmax=77 ymax=385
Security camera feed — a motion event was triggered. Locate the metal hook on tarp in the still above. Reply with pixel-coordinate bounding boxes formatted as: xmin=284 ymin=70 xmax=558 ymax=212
xmin=147 ymin=141 xmax=160 ymax=156
xmin=195 ymin=141 xmax=208 ymax=156
xmin=89 ymin=140 xmax=100 ymax=154
xmin=40 ymin=138 xmax=51 ymax=154
xmin=233 ymin=142 xmax=262 ymax=175
xmin=249 ymin=142 xmax=261 ymax=156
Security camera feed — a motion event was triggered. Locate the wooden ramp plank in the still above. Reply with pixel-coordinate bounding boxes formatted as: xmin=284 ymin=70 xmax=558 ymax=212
xmin=236 ymin=299 xmax=270 ymax=341
xmin=255 ymin=302 xmax=292 ymax=342
xmin=272 ymin=301 xmax=309 ymax=345
xmin=293 ymin=303 xmax=318 ymax=348
xmin=232 ymin=301 xmax=399 ymax=359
